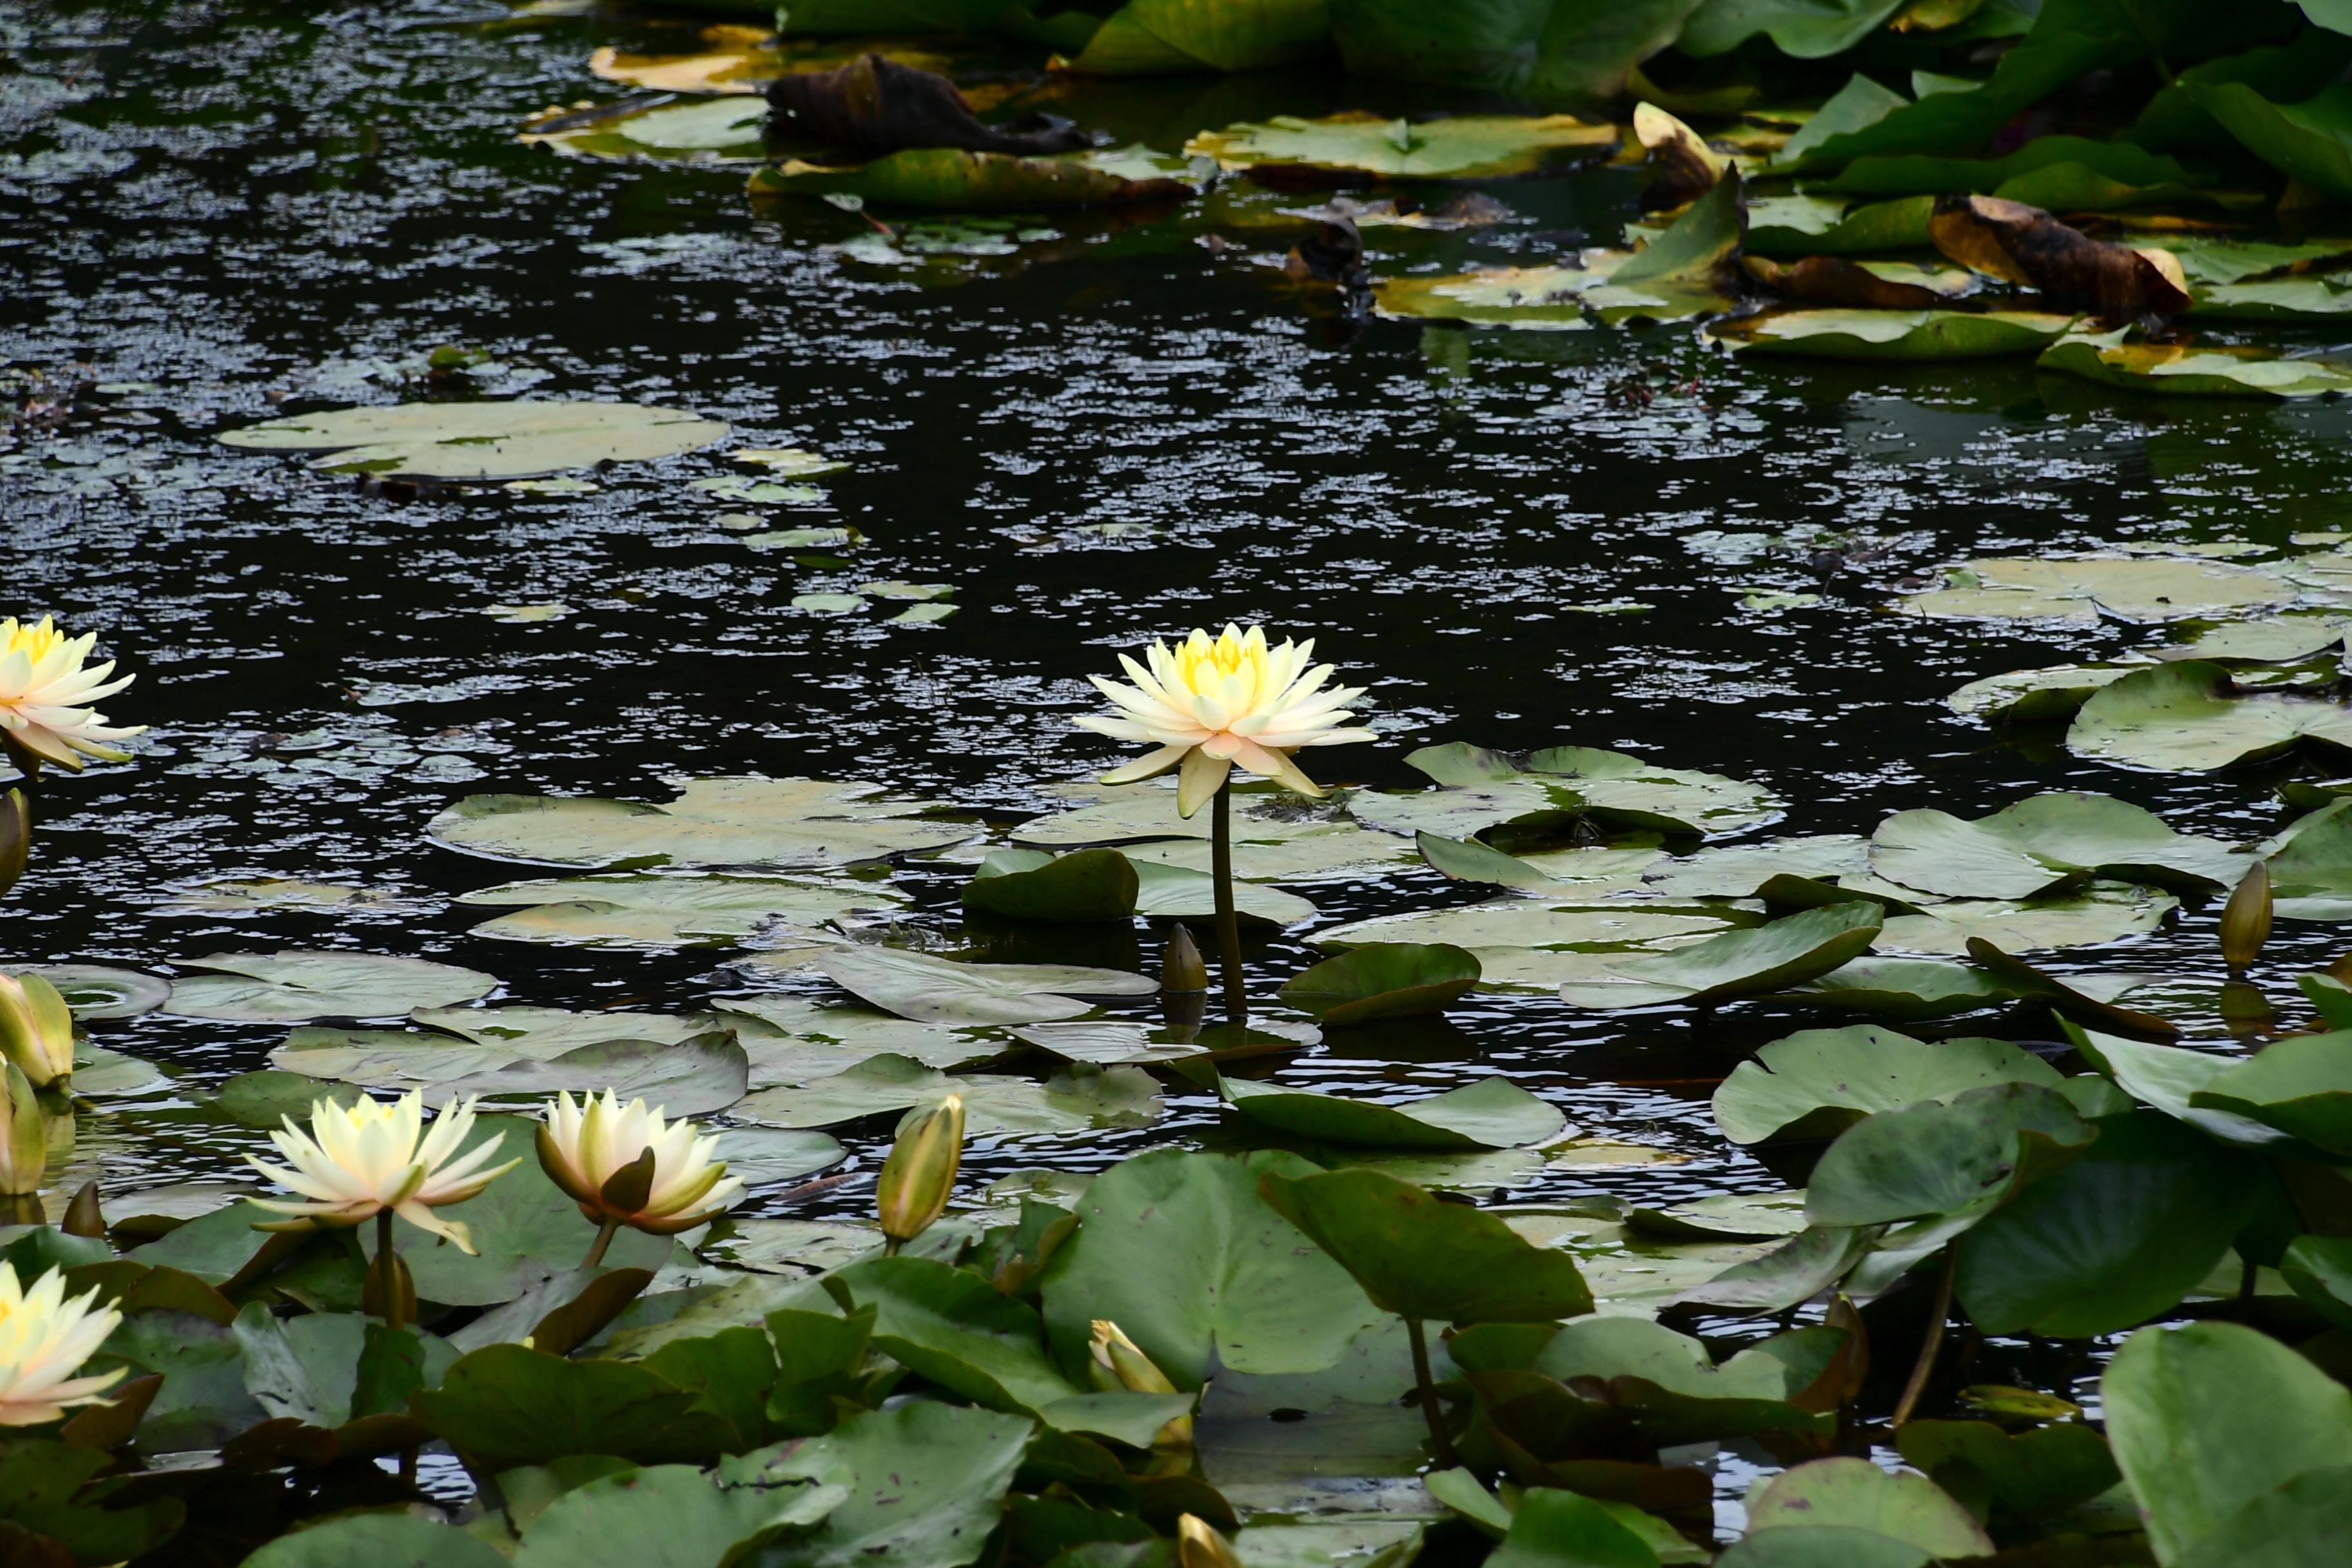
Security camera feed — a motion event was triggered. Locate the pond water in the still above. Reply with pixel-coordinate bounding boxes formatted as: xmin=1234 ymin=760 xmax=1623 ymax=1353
xmin=10 ymin=0 xmax=2352 ymax=1525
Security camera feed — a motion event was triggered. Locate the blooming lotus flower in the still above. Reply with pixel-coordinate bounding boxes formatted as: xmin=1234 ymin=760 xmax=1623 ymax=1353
xmin=536 ymin=1091 xmax=745 ymax=1237
xmin=0 ymin=617 xmax=144 ymax=772
xmin=0 ymin=974 xmax=73 ymax=1090
xmin=246 ymin=1092 xmax=517 ymax=1254
xmin=1077 ymin=624 xmax=1375 ymax=817
xmin=0 ymin=1263 xmax=124 ymax=1426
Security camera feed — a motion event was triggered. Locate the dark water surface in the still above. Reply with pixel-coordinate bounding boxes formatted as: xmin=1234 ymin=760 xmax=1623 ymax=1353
xmin=10 ymin=0 xmax=2352 ymax=1510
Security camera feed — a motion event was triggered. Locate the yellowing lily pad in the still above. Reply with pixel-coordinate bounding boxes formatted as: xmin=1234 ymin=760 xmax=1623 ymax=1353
xmin=2039 ymin=334 xmax=2352 ymax=400
xmin=750 ymin=146 xmax=1197 ymax=211
xmin=1710 ymin=309 xmax=2075 ymax=360
xmin=521 ymin=97 xmax=772 ymax=162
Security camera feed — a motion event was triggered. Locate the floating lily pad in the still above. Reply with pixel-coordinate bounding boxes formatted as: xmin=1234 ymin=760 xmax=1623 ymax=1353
xmin=1132 ymin=860 xmax=1317 ymax=925
xmin=1559 ymin=903 xmax=1885 ymax=1011
xmin=2264 ymin=802 xmax=2352 ymax=917
xmin=1897 ymin=555 xmax=2302 ymax=623
xmin=814 ymin=946 xmax=1154 ymax=1025
xmin=751 ymin=146 xmax=1197 ymax=211
xmin=1186 ymin=112 xmax=1614 ymax=179
xmin=19 ymin=963 xmax=170 ymax=1021
xmin=1769 ymin=957 xmax=2019 ymax=1019
xmin=1745 ymin=193 xmax=1936 ymax=254
xmin=428 ymin=776 xmax=975 ymax=870
xmin=1417 ymin=832 xmax=1661 ymax=893
xmin=1639 ymin=836 xmax=1872 ymax=899
xmin=1010 ymin=780 xmax=1390 ymax=870
xmin=520 ymin=97 xmax=772 ymax=162
xmin=1276 ymin=943 xmax=1480 ymax=1026
xmin=1356 ymin=743 xmax=1776 ymax=840
xmin=1869 ymin=792 xmax=2245 ymax=899
xmin=2068 ymin=662 xmax=2352 ymax=772
xmin=220 ymin=400 xmax=729 ymax=481
xmin=963 ymin=848 xmax=1137 ymax=923
xmin=732 ymin=1053 xmax=1162 ymax=1135
xmin=1947 ymin=662 xmax=2151 ymax=723
xmin=1710 ymin=309 xmax=2075 ymax=360
xmin=1313 ymin=900 xmax=1734 ymax=957
xmin=1742 ymin=1458 xmax=1993 ymax=1561
xmin=1714 ymin=1026 xmax=2066 ymax=1145
xmin=2186 ymin=1030 xmax=2352 ymax=1153
xmin=1875 ymin=885 xmax=2176 ymax=955
xmin=165 ymin=950 xmax=497 ymax=1023
xmin=1221 ymin=1075 xmax=1565 ymax=1152
xmin=2040 ymin=332 xmax=2352 ymax=399
xmin=458 ymin=872 xmax=905 ymax=948
xmin=2168 ymin=615 xmax=2351 ymax=663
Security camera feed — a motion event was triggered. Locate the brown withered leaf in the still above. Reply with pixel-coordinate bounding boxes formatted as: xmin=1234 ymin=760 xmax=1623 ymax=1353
xmin=1745 ymin=255 xmax=1961 ymax=310
xmin=1930 ymin=195 xmax=2190 ymax=316
xmin=766 ymin=53 xmax=1090 ymax=160
xmin=1634 ymin=103 xmax=1727 ymax=211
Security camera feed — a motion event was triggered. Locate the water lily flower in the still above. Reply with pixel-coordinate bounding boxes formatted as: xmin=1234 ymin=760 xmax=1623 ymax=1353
xmin=246 ymin=1092 xmax=517 ymax=1254
xmin=876 ymin=1093 xmax=963 ymax=1251
xmin=1077 ymin=623 xmax=1375 ymax=818
xmin=1090 ymin=1318 xmax=1191 ymax=1447
xmin=0 ymin=617 xmax=144 ymax=773
xmin=0 ymin=1262 xmax=124 ymax=1426
xmin=1175 ymin=1514 xmax=1243 ymax=1568
xmin=0 ymin=974 xmax=73 ymax=1090
xmin=537 ymin=1090 xmax=745 ymax=1264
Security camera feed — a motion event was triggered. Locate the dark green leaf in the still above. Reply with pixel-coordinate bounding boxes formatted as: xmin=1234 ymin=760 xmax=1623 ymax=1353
xmin=410 ymin=1344 xmax=732 ymax=1470
xmin=1222 ymin=1074 xmax=1564 ymax=1152
xmin=1277 ymin=943 xmax=1480 ymax=1026
xmin=1806 ymin=1082 xmax=2093 ymax=1227
xmin=965 ymin=848 xmax=1138 ymax=923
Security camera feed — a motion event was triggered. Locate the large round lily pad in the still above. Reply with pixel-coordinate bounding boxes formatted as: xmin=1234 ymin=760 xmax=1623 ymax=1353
xmin=1897 ymin=555 xmax=2303 ymax=623
xmin=220 ymin=400 xmax=729 ymax=481
xmin=1185 ymin=112 xmax=1616 ymax=179
xmin=1714 ymin=1026 xmax=2066 ymax=1146
xmin=166 ymin=950 xmax=497 ymax=1023
xmin=458 ymin=872 xmax=905 ymax=948
xmin=1871 ymin=790 xmax=2245 ymax=898
xmin=1276 ymin=943 xmax=1480 ymax=1026
xmin=2068 ymin=662 xmax=2352 ymax=772
xmin=429 ymin=776 xmax=975 ymax=870
xmin=814 ymin=946 xmax=1155 ymax=1025
xmin=1711 ymin=309 xmax=2075 ymax=360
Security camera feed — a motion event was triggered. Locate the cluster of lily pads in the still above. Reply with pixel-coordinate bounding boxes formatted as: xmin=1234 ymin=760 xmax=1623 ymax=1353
xmin=502 ymin=0 xmax=2352 ymax=400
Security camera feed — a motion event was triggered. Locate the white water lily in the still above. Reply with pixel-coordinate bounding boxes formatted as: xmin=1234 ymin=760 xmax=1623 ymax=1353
xmin=0 ymin=616 xmax=144 ymax=772
xmin=1077 ymin=623 xmax=1375 ymax=816
xmin=0 ymin=1262 xmax=124 ymax=1426
xmin=246 ymin=1092 xmax=518 ymax=1254
xmin=536 ymin=1090 xmax=745 ymax=1236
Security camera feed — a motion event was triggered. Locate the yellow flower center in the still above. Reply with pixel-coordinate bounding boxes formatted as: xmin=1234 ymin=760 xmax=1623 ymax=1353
xmin=1173 ymin=628 xmax=1264 ymax=700
xmin=0 ymin=619 xmax=63 ymax=663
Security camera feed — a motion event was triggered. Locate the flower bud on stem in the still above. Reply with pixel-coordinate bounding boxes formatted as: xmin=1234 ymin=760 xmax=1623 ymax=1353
xmin=877 ymin=1093 xmax=964 ymax=1253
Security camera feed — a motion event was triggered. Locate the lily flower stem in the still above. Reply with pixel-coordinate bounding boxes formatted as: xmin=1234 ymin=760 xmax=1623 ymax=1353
xmin=1891 ymin=1247 xmax=1957 ymax=1429
xmin=582 ymin=1217 xmax=622 ymax=1269
xmin=1211 ymin=781 xmax=1246 ymax=1025
xmin=1404 ymin=1317 xmax=1456 ymax=1468
xmin=373 ymin=1210 xmax=405 ymax=1336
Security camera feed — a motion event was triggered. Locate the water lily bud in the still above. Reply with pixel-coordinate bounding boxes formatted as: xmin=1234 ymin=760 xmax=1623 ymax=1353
xmin=61 ymin=1181 xmax=103 ymax=1240
xmin=876 ymin=1093 xmax=963 ymax=1247
xmin=0 ymin=973 xmax=75 ymax=1090
xmin=0 ymin=789 xmax=26 ymax=896
xmin=0 ymin=1065 xmax=46 ymax=1197
xmin=2222 ymin=862 xmax=2273 ymax=971
xmin=1175 ymin=1514 xmax=1243 ymax=1568
xmin=1090 ymin=1319 xmax=1179 ymax=1396
xmin=1162 ymin=925 xmax=1208 ymax=994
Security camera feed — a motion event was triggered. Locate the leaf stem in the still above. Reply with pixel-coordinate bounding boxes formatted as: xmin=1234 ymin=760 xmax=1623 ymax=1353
xmin=1405 ymin=1317 xmax=1456 ymax=1468
xmin=1892 ymin=1248 xmax=1957 ymax=1429
xmin=1211 ymin=781 xmax=1245 ymax=1026
xmin=582 ymin=1217 xmax=621 ymax=1269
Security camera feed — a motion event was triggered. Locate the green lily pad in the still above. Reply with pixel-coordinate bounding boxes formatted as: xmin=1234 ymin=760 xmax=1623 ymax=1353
xmin=522 ymin=96 xmax=772 ymax=162
xmin=1039 ymin=1148 xmax=1386 ymax=1386
xmin=220 ymin=399 xmax=729 ymax=480
xmin=1559 ymin=903 xmax=1885 ymax=1011
xmin=1276 ymin=943 xmax=1480 ymax=1026
xmin=1955 ymin=1111 xmax=2258 ymax=1337
xmin=244 ymin=1517 xmax=507 ymax=1568
xmin=2188 ymin=1030 xmax=2352 ymax=1152
xmin=458 ymin=872 xmax=906 ymax=948
xmin=1872 ymin=792 xmax=2244 ymax=902
xmin=2266 ymin=802 xmax=2352 ymax=917
xmin=1221 ymin=1075 xmax=1565 ymax=1152
xmin=1898 ymin=554 xmax=2304 ymax=623
xmin=723 ymin=1401 xmax=1035 ymax=1568
xmin=1314 ymin=899 xmax=1735 ymax=968
xmin=1258 ymin=1166 xmax=1593 ymax=1324
xmin=708 ymin=994 xmax=1006 ymax=1079
xmin=1714 ymin=1026 xmax=2065 ymax=1145
xmin=1745 ymin=193 xmax=1936 ymax=255
xmin=2102 ymin=1320 xmax=2352 ymax=1568
xmin=733 ymin=1054 xmax=1161 ymax=1135
xmin=2041 ymin=332 xmax=2352 ymax=399
xmin=823 ymin=1254 xmax=1080 ymax=1415
xmin=1894 ymin=1420 xmax=2120 ymax=1523
xmin=1130 ymin=861 xmax=1317 ymax=925
xmin=1711 ymin=309 xmax=2075 ymax=360
xmin=1805 ymin=1081 xmax=2093 ymax=1227
xmin=1875 ymin=885 xmax=2177 ymax=956
xmin=1185 ymin=112 xmax=1615 ymax=179
xmin=164 ymin=950 xmax=497 ymax=1023
xmin=2063 ymin=1023 xmax=2292 ymax=1146
xmin=427 ymin=776 xmax=976 ymax=871
xmin=1767 ymin=956 xmax=2019 ymax=1019
xmin=2068 ymin=661 xmax=2352 ymax=771
xmin=19 ymin=963 xmax=170 ymax=1021
xmin=508 ymin=1461 xmax=844 ymax=1568
xmin=814 ymin=946 xmax=1153 ymax=1024
xmin=1529 ymin=1315 xmax=1839 ymax=1445
xmin=2282 ymin=1235 xmax=2352 ymax=1329
xmin=963 ymin=848 xmax=1139 ymax=923
xmin=1968 ymin=941 xmax=2179 ymax=1038
xmin=751 ymin=145 xmax=1197 ymax=211
xmin=1947 ymin=662 xmax=2151 ymax=723
xmin=1743 ymin=1458 xmax=1993 ymax=1560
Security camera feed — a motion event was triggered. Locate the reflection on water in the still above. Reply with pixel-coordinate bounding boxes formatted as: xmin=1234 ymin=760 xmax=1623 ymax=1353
xmin=8 ymin=0 xmax=2352 ymax=1457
